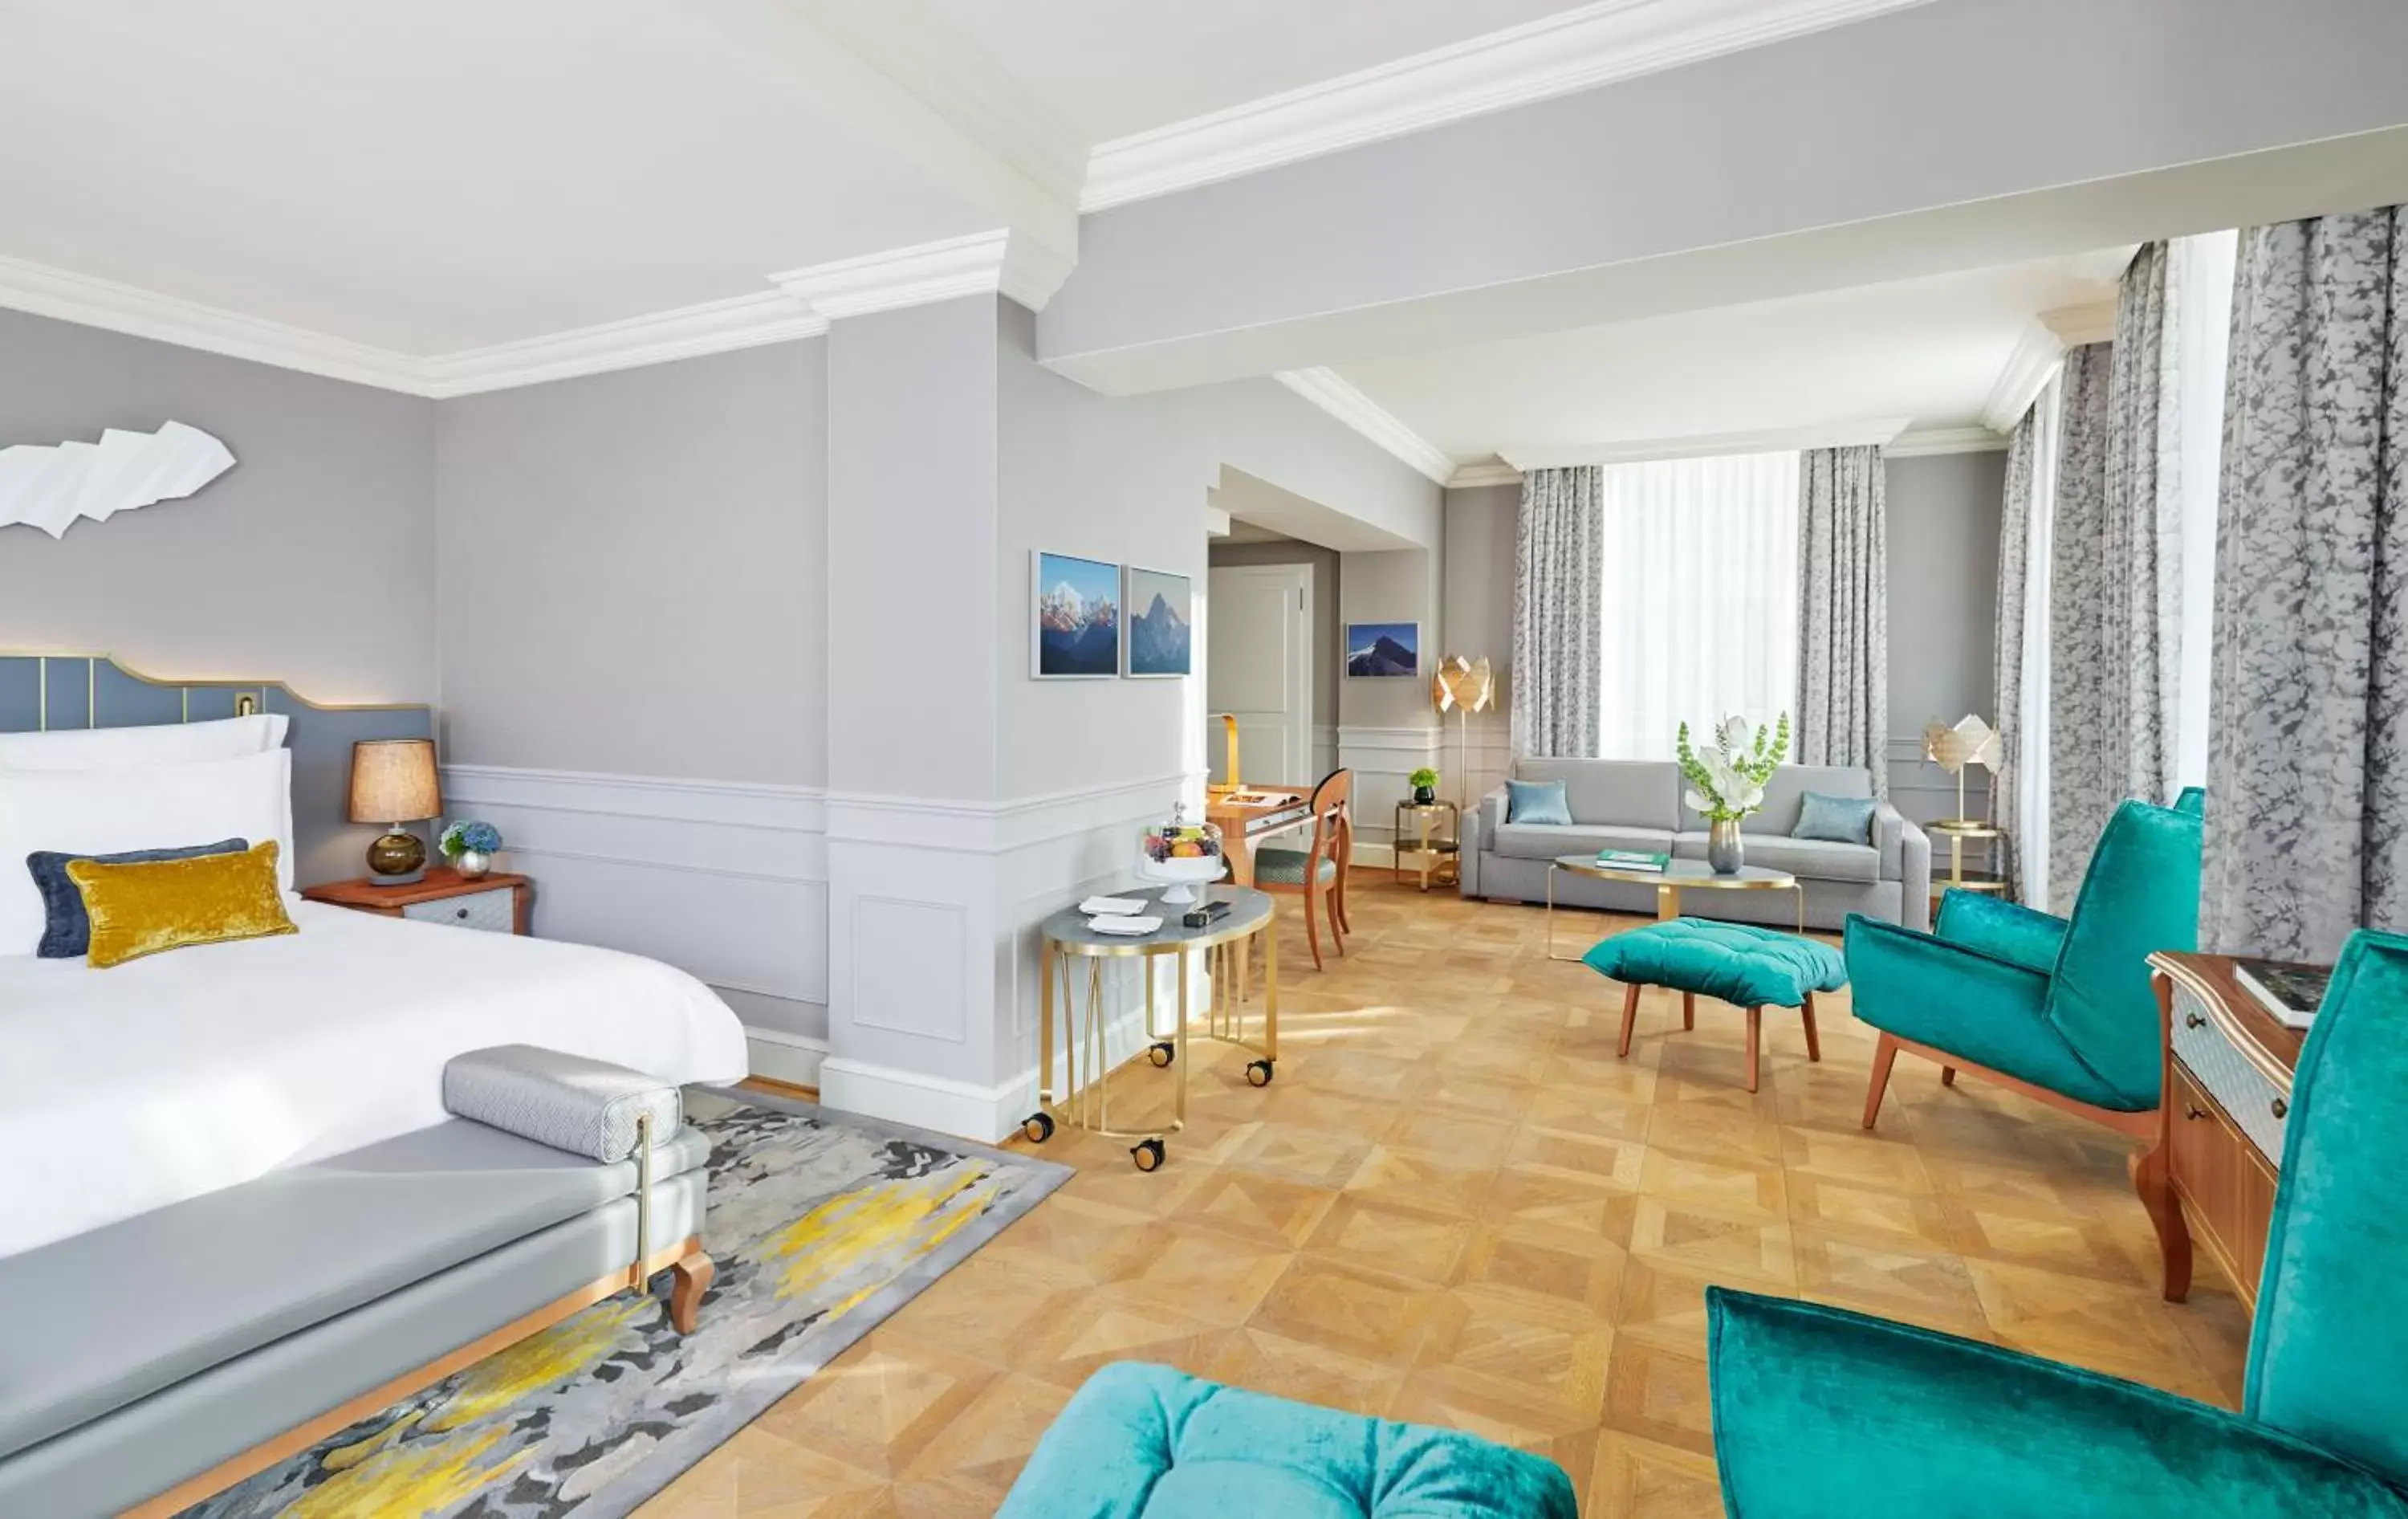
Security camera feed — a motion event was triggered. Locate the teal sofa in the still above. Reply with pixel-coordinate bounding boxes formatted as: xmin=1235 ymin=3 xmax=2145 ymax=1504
xmin=998 ymin=1362 xmax=1578 ymax=1517
xmin=1707 ymin=928 xmax=2408 ymax=1517
xmin=1848 ymin=794 xmax=2203 ymax=1137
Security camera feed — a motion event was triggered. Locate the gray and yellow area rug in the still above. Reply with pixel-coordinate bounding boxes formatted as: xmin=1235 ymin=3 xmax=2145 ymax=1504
xmin=183 ymin=1089 xmax=1068 ymax=1519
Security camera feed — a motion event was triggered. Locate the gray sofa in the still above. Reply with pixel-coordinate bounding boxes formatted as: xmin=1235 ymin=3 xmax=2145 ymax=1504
xmin=1463 ymin=757 xmax=1930 ymax=933
xmin=0 ymin=1116 xmax=711 ymax=1515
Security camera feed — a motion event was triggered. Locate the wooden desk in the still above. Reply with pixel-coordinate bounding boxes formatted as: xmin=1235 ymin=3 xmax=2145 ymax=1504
xmin=2140 ymin=951 xmax=2304 ymax=1313
xmin=1204 ymin=785 xmax=1315 ymax=887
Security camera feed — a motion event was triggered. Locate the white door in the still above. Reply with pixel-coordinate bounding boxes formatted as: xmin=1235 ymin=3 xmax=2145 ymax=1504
xmin=1206 ymin=564 xmax=1312 ymax=786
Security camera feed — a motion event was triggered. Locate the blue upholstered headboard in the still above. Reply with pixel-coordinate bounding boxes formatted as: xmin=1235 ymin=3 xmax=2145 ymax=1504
xmin=0 ymin=654 xmax=434 ymax=888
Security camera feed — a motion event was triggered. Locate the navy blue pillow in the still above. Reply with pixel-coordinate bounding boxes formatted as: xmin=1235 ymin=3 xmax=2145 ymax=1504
xmin=28 ymin=838 xmax=248 ymax=958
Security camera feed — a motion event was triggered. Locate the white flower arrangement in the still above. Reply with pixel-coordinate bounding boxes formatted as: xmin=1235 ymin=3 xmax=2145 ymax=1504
xmin=1677 ymin=713 xmax=1792 ymax=821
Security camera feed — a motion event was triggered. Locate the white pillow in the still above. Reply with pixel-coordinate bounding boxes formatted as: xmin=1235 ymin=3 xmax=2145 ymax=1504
xmin=0 ymin=713 xmax=289 ymax=770
xmin=0 ymin=748 xmax=295 ymax=955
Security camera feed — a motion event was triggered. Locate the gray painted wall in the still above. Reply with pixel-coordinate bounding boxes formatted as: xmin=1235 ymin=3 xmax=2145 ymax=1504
xmin=1044 ymin=0 xmax=2408 ymax=385
xmin=0 ymin=307 xmax=436 ymax=702
xmin=1207 ymin=538 xmax=1340 ymax=739
xmin=435 ymin=340 xmax=828 ymax=785
xmin=1886 ymin=450 xmax=2005 ymax=822
xmin=1442 ymin=484 xmax=1519 ymax=796
xmin=1338 ymin=548 xmax=1442 ymax=731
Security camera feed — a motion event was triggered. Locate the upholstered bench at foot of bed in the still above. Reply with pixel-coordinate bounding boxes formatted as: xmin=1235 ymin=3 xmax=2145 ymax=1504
xmin=998 ymin=1362 xmax=1579 ymax=1518
xmin=1583 ymin=918 xmax=1849 ymax=1093
xmin=0 ymin=1113 xmax=713 ymax=1518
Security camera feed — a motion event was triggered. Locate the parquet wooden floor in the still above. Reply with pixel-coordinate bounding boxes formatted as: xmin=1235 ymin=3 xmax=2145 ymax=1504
xmin=644 ymin=877 xmax=2252 ymax=1517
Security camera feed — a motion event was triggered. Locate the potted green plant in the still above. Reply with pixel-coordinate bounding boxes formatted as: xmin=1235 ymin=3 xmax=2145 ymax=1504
xmin=1408 ymin=766 xmax=1441 ymax=806
xmin=1676 ymin=714 xmax=1790 ymax=874
xmin=439 ymin=819 xmax=504 ymax=879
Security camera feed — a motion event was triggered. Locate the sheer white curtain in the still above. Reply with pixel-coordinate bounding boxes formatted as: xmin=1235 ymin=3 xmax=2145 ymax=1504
xmin=1596 ymin=452 xmax=1800 ymax=760
xmin=2017 ymin=373 xmax=2062 ymax=910
xmin=2170 ymin=230 xmax=2238 ymax=792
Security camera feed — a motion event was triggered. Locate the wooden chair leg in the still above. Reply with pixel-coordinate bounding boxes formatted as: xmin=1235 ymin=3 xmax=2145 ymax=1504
xmin=1800 ymin=991 xmax=1822 ymax=1063
xmin=1304 ymin=887 xmax=1324 ymax=971
xmin=1333 ymin=864 xmax=1352 ymax=934
xmin=669 ymin=1249 xmax=715 ymax=1334
xmin=1745 ymin=1007 xmax=1763 ymax=1093
xmin=1682 ymin=990 xmax=1695 ymax=1031
xmin=1863 ymin=1032 xmax=1900 ymax=1130
xmin=1617 ymin=982 xmax=1641 ymax=1059
xmin=1942 ymin=1065 xmax=1958 ymax=1087
xmin=1329 ymin=880 xmax=1346 ymax=957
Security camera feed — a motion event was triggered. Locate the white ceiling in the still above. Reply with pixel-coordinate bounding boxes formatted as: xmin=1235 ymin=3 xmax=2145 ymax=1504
xmin=1338 ymin=255 xmax=2124 ymax=465
xmin=0 ymin=0 xmax=991 ymax=353
xmin=917 ymin=0 xmax=1578 ymax=144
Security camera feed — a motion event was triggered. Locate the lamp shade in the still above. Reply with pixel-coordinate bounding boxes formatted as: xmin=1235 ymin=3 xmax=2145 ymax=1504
xmin=349 ymin=739 xmax=440 ymax=824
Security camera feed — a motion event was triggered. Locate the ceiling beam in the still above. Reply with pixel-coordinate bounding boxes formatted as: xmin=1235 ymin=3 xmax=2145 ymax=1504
xmin=1499 ymin=417 xmax=1910 ymax=470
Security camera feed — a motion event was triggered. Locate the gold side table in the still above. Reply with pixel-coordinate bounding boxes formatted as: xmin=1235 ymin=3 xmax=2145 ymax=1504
xmin=1027 ymin=886 xmax=1279 ymax=1171
xmin=1928 ymin=820 xmax=2011 ymax=902
xmin=1393 ymin=800 xmax=1461 ymax=891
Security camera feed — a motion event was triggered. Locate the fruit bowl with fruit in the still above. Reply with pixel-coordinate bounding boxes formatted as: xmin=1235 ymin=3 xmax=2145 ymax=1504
xmin=1139 ymin=809 xmax=1226 ymax=904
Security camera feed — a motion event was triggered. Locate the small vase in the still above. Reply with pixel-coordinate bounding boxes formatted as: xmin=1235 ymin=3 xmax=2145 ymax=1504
xmin=454 ymin=849 xmax=492 ymax=879
xmin=1413 ymin=785 xmax=1437 ymax=806
xmin=1706 ymin=819 xmax=1744 ymax=874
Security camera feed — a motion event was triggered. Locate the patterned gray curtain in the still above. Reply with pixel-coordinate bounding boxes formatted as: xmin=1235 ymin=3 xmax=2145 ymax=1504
xmin=1795 ymin=445 xmax=1889 ymax=794
xmin=1511 ymin=466 xmax=1601 ymax=757
xmin=2044 ymin=335 xmax=2138 ymax=910
xmin=2202 ymin=207 xmax=2408 ymax=959
xmin=1991 ymin=409 xmax=2038 ymax=896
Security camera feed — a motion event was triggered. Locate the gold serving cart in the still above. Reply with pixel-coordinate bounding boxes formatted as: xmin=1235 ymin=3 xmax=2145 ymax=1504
xmin=1024 ymin=886 xmax=1279 ymax=1171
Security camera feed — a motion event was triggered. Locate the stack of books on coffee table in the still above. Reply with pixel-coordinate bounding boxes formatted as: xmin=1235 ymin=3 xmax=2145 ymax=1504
xmin=1597 ymin=849 xmax=1670 ymax=874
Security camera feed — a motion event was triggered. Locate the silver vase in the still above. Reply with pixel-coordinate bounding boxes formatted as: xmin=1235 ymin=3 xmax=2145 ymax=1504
xmin=454 ymin=849 xmax=493 ymax=879
xmin=1706 ymin=819 xmax=1744 ymax=874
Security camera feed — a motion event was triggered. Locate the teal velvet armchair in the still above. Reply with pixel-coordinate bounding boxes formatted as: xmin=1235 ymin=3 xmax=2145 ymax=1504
xmin=1708 ymin=930 xmax=2408 ymax=1517
xmin=1848 ymin=796 xmax=2203 ymax=1137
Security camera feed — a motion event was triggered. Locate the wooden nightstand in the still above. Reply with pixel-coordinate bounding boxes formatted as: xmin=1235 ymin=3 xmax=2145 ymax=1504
xmin=301 ymin=866 xmax=533 ymax=935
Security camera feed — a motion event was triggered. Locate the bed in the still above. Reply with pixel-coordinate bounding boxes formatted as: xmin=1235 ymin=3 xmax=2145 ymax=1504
xmin=0 ymin=653 xmax=752 ymax=1514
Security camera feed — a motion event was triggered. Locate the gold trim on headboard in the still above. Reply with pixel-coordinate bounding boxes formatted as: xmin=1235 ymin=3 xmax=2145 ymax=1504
xmin=2 ymin=651 xmax=427 ymax=722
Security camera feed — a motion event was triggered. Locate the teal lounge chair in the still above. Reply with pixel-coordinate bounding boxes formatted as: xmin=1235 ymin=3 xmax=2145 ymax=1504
xmin=1706 ymin=929 xmax=2408 ymax=1517
xmin=1848 ymin=795 xmax=2203 ymax=1142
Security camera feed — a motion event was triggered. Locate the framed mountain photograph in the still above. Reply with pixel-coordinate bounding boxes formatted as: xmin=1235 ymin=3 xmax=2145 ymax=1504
xmin=1122 ymin=565 xmax=1193 ymax=678
xmin=1346 ymin=621 xmax=1419 ymax=678
xmin=1031 ymin=551 xmax=1121 ymax=678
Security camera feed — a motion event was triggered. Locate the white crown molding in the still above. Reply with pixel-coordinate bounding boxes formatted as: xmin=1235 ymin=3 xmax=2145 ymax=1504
xmin=1979 ymin=299 xmax=2117 ymax=431
xmin=1883 ymin=425 xmax=2010 ymax=458
xmin=2040 ymin=299 xmax=2118 ymax=348
xmin=420 ymin=292 xmax=827 ymax=398
xmin=1273 ymin=369 xmax=1457 ymax=485
xmin=0 ymin=227 xmax=1074 ymax=400
xmin=1446 ymin=460 xmax=1523 ymax=489
xmin=1500 ymin=417 xmax=1910 ymax=470
xmin=0 ymin=251 xmax=429 ymax=393
xmin=774 ymin=229 xmax=1073 ymax=321
xmin=1080 ymin=0 xmax=1938 ymax=211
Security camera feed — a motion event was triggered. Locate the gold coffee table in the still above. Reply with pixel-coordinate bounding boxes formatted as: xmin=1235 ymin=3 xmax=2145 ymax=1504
xmin=1546 ymin=855 xmax=1802 ymax=960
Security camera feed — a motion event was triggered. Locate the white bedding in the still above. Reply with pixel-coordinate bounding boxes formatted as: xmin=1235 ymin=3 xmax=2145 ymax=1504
xmin=0 ymin=900 xmax=750 ymax=1258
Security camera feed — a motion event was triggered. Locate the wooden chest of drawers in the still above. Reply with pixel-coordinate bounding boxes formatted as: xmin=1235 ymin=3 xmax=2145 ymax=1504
xmin=2142 ymin=952 xmax=2304 ymax=1313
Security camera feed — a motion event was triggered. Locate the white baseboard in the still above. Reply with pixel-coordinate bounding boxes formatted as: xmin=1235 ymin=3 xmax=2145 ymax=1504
xmin=1351 ymin=842 xmax=1396 ymax=869
xmin=744 ymin=1026 xmax=828 ymax=1089
xmin=819 ymin=1057 xmax=1035 ymax=1144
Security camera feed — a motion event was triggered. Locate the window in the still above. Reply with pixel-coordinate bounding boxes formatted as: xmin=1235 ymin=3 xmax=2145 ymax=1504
xmin=1595 ymin=452 xmax=1800 ymax=759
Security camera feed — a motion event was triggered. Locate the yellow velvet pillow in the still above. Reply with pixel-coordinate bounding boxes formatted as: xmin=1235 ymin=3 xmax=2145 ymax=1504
xmin=66 ymin=840 xmax=298 ymax=968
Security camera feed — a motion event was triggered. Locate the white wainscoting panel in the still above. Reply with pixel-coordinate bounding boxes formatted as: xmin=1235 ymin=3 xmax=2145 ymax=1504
xmin=1337 ymin=724 xmax=1443 ymax=861
xmin=438 ymin=765 xmax=829 ymax=1064
xmin=851 ymin=894 xmax=970 ymax=1043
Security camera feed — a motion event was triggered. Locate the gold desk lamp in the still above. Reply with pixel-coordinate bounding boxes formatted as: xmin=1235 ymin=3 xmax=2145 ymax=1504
xmin=1921 ymin=715 xmax=2003 ymax=827
xmin=1431 ymin=655 xmax=1495 ymax=806
xmin=1207 ymin=713 xmax=1243 ymax=796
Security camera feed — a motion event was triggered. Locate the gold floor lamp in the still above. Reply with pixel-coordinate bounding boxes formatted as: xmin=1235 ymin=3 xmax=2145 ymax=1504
xmin=1431 ymin=655 xmax=1496 ymax=807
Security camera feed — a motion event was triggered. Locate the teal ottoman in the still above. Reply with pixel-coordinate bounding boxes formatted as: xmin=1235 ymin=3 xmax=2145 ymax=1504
xmin=998 ymin=1362 xmax=1578 ymax=1518
xmin=1583 ymin=917 xmax=1847 ymax=1092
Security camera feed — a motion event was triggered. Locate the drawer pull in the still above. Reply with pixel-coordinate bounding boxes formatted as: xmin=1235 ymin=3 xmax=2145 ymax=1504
xmin=2184 ymin=1106 xmax=2207 ymax=1121
xmin=2271 ymin=1096 xmax=2288 ymax=1121
xmin=454 ymin=907 xmax=470 ymax=921
xmin=2184 ymin=1012 xmax=2206 ymax=1029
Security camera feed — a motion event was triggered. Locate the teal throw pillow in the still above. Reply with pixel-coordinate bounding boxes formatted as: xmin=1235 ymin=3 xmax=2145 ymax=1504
xmin=1506 ymin=778 xmax=1574 ymax=826
xmin=1793 ymin=791 xmax=1877 ymax=845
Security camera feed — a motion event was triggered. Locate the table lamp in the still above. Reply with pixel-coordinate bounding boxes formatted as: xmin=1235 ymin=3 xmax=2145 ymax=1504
xmin=350 ymin=738 xmax=440 ymax=885
xmin=1431 ymin=655 xmax=1496 ymax=806
xmin=1921 ymin=715 xmax=2003 ymax=828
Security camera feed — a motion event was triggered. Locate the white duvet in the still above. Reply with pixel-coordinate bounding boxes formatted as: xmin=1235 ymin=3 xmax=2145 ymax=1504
xmin=0 ymin=900 xmax=750 ymax=1258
